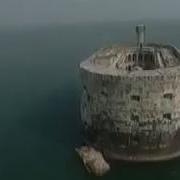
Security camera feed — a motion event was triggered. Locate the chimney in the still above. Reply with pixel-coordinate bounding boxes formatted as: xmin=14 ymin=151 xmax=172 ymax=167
xmin=136 ymin=24 xmax=146 ymax=49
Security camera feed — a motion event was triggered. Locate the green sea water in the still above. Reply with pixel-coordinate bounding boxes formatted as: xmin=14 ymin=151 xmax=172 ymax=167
xmin=1 ymin=20 xmax=180 ymax=179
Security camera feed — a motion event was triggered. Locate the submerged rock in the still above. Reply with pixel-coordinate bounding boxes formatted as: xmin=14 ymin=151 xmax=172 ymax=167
xmin=76 ymin=146 xmax=110 ymax=176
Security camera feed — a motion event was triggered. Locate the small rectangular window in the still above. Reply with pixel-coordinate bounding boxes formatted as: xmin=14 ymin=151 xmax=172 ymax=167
xmin=163 ymin=113 xmax=171 ymax=120
xmin=131 ymin=114 xmax=139 ymax=121
xmin=164 ymin=93 xmax=173 ymax=100
xmin=128 ymin=55 xmax=131 ymax=62
xmin=133 ymin=54 xmax=136 ymax=62
xmin=131 ymin=95 xmax=140 ymax=102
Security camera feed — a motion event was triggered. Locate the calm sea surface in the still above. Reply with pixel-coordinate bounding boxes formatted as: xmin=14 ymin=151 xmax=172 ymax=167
xmin=1 ymin=21 xmax=180 ymax=179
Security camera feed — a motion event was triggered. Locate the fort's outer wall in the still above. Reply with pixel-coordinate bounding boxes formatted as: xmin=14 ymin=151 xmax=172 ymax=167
xmin=80 ymin=68 xmax=180 ymax=150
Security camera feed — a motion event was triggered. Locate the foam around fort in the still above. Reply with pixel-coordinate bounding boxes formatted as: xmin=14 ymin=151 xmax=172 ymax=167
xmin=77 ymin=25 xmax=180 ymax=173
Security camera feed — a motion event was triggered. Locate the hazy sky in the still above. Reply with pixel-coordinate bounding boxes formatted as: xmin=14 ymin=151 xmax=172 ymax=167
xmin=1 ymin=0 xmax=180 ymax=26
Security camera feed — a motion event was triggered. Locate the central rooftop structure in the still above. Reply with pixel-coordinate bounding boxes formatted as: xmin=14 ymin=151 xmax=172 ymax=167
xmin=82 ymin=24 xmax=180 ymax=74
xmin=80 ymin=25 xmax=180 ymax=161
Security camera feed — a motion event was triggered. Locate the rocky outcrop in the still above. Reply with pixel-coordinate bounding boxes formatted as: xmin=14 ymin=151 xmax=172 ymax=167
xmin=76 ymin=146 xmax=110 ymax=176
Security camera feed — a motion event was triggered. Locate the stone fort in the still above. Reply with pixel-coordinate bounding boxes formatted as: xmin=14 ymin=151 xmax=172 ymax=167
xmin=80 ymin=25 xmax=180 ymax=161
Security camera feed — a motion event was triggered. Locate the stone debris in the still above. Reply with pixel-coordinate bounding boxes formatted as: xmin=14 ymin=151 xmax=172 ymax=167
xmin=76 ymin=146 xmax=110 ymax=176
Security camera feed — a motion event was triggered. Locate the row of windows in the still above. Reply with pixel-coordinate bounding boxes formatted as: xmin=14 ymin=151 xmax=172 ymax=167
xmin=100 ymin=93 xmax=173 ymax=100
xmin=131 ymin=93 xmax=173 ymax=102
xmin=127 ymin=53 xmax=154 ymax=63
xmin=131 ymin=113 xmax=172 ymax=121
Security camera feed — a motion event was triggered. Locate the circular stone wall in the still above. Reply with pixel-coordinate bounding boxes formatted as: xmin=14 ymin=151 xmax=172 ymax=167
xmin=80 ymin=45 xmax=180 ymax=161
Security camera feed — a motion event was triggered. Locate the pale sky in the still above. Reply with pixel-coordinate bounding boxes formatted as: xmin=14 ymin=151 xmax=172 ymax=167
xmin=0 ymin=0 xmax=180 ymax=26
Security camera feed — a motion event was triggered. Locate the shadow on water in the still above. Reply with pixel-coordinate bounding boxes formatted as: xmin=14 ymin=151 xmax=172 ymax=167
xmin=4 ymin=81 xmax=180 ymax=180
xmin=75 ymin=158 xmax=180 ymax=180
xmin=0 ymin=83 xmax=86 ymax=180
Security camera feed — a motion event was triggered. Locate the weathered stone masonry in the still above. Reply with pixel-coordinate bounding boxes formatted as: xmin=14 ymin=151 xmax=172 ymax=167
xmin=80 ymin=26 xmax=180 ymax=161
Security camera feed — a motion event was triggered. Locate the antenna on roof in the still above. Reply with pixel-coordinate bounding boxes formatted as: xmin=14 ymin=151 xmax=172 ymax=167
xmin=136 ymin=24 xmax=146 ymax=49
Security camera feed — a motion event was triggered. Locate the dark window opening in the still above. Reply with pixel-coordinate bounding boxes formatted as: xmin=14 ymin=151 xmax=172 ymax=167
xmin=150 ymin=54 xmax=154 ymax=61
xmin=139 ymin=122 xmax=145 ymax=127
xmin=101 ymin=91 xmax=108 ymax=97
xmin=144 ymin=53 xmax=153 ymax=60
xmin=133 ymin=54 xmax=136 ymax=62
xmin=134 ymin=135 xmax=140 ymax=143
xmin=131 ymin=95 xmax=140 ymax=102
xmin=164 ymin=93 xmax=173 ymax=100
xmin=128 ymin=55 xmax=131 ymax=62
xmin=144 ymin=53 xmax=155 ymax=70
xmin=163 ymin=113 xmax=171 ymax=120
xmin=138 ymin=53 xmax=143 ymax=61
xmin=131 ymin=114 xmax=139 ymax=121
xmin=84 ymin=121 xmax=88 ymax=128
xmin=140 ymin=43 xmax=143 ymax=49
xmin=87 ymin=94 xmax=90 ymax=101
xmin=126 ymin=66 xmax=131 ymax=71
xmin=83 ymin=85 xmax=87 ymax=90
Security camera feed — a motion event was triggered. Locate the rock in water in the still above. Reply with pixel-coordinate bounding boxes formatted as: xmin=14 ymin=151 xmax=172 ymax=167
xmin=76 ymin=146 xmax=110 ymax=176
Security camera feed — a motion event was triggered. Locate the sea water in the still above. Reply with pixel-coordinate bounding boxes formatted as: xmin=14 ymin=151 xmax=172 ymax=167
xmin=0 ymin=20 xmax=180 ymax=179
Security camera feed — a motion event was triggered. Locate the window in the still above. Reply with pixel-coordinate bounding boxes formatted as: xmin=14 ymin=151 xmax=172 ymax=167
xmin=133 ymin=54 xmax=136 ymax=62
xmin=128 ymin=55 xmax=131 ymax=62
xmin=126 ymin=65 xmax=132 ymax=71
xmin=131 ymin=114 xmax=139 ymax=121
xmin=101 ymin=91 xmax=108 ymax=97
xmin=144 ymin=53 xmax=155 ymax=70
xmin=83 ymin=85 xmax=87 ymax=90
xmin=131 ymin=95 xmax=140 ymax=102
xmin=144 ymin=53 xmax=154 ymax=61
xmin=128 ymin=65 xmax=131 ymax=71
xmin=164 ymin=93 xmax=173 ymax=100
xmin=84 ymin=121 xmax=88 ymax=128
xmin=163 ymin=113 xmax=171 ymax=120
xmin=150 ymin=54 xmax=154 ymax=61
xmin=87 ymin=94 xmax=90 ymax=101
